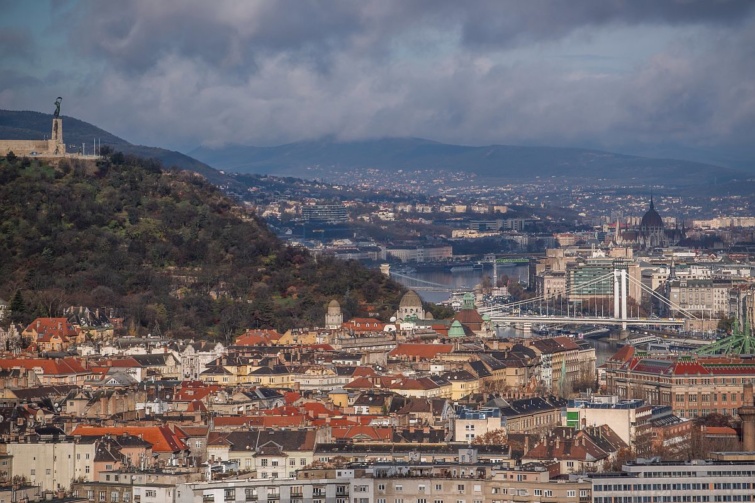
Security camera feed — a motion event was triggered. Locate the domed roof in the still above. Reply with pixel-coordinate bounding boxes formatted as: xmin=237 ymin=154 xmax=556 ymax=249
xmin=641 ymin=197 xmax=664 ymax=229
xmin=448 ymin=320 xmax=466 ymax=338
xmin=328 ymin=299 xmax=340 ymax=308
xmin=399 ymin=290 xmax=423 ymax=308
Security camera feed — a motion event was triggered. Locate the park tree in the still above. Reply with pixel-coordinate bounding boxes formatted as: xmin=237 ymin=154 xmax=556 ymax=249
xmin=9 ymin=290 xmax=27 ymax=324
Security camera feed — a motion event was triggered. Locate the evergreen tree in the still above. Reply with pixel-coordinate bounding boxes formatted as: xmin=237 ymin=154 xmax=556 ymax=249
xmin=9 ymin=290 xmax=26 ymax=324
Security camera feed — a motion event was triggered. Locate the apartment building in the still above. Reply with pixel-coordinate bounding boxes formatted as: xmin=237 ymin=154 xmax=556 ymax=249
xmin=590 ymin=454 xmax=755 ymax=503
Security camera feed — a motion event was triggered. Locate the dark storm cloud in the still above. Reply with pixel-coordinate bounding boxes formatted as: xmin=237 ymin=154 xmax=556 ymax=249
xmin=0 ymin=28 xmax=36 ymax=61
xmin=64 ymin=0 xmax=755 ymax=72
xmin=455 ymin=0 xmax=755 ymax=47
xmin=9 ymin=0 xmax=752 ymax=159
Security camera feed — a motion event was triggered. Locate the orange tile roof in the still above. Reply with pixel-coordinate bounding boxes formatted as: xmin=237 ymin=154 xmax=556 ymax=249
xmin=301 ymin=402 xmax=340 ymax=418
xmin=608 ymin=345 xmax=635 ymax=363
xmin=388 ymin=343 xmax=453 ymax=359
xmin=0 ymin=357 xmax=89 ymax=375
xmin=70 ymin=425 xmax=187 ymax=453
xmin=331 ymin=425 xmax=392 ymax=441
xmin=235 ymin=329 xmax=282 ymax=346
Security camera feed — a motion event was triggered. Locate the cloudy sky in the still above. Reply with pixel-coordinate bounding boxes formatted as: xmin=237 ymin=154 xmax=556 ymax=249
xmin=1 ymin=0 xmax=754 ymax=166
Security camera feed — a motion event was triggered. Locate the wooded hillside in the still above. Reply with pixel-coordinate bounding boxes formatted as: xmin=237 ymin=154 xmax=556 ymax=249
xmin=0 ymin=151 xmax=405 ymax=340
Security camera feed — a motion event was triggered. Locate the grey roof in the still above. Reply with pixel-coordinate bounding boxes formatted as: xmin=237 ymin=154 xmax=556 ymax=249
xmin=224 ymin=429 xmax=315 ymax=453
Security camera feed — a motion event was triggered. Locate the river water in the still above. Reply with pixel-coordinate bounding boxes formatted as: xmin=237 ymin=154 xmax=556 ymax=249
xmin=393 ymin=264 xmax=529 ymax=304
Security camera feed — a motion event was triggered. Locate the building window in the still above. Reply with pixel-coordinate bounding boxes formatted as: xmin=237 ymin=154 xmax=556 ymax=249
xmin=224 ymin=489 xmax=235 ymax=501
xmin=99 ymin=491 xmax=107 ymax=502
xmin=145 ymin=491 xmax=156 ymax=498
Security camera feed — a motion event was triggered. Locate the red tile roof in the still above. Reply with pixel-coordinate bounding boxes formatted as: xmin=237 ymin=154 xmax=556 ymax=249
xmin=608 ymin=345 xmax=635 ymax=363
xmin=343 ymin=318 xmax=386 ymax=332
xmin=670 ymin=360 xmax=711 ymax=376
xmin=283 ymin=391 xmax=302 ymax=405
xmin=24 ymin=318 xmax=78 ymax=339
xmin=0 ymin=357 xmax=89 ymax=375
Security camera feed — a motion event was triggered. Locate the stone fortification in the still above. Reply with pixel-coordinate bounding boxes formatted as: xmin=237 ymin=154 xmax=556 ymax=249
xmin=0 ymin=117 xmax=65 ymax=157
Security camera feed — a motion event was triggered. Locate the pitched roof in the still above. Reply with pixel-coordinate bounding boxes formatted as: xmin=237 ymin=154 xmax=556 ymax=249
xmin=0 ymin=358 xmax=89 ymax=375
xmin=224 ymin=429 xmax=316 ymax=452
xmin=235 ymin=329 xmax=282 ymax=346
xmin=343 ymin=318 xmax=386 ymax=331
xmin=70 ymin=425 xmax=187 ymax=453
xmin=24 ymin=318 xmax=78 ymax=338
xmin=388 ymin=343 xmax=453 ymax=360
xmin=332 ymin=425 xmax=392 ymax=441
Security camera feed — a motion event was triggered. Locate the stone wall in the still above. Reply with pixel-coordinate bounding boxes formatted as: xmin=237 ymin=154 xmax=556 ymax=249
xmin=0 ymin=139 xmax=50 ymax=156
xmin=0 ymin=118 xmax=65 ymax=157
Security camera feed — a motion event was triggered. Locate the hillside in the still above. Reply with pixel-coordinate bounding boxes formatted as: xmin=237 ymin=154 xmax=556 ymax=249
xmin=0 ymin=152 xmax=406 ymax=339
xmin=190 ymin=137 xmax=744 ymax=186
xmin=0 ymin=110 xmax=225 ymax=185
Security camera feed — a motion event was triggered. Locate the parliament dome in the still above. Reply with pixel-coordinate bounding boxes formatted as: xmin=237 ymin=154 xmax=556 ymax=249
xmin=641 ymin=198 xmax=663 ymax=229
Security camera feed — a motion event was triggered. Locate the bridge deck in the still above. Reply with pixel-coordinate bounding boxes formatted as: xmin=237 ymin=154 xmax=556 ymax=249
xmin=488 ymin=315 xmax=685 ymax=327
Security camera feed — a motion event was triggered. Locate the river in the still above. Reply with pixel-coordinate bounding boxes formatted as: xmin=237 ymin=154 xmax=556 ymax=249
xmin=392 ymin=264 xmax=530 ymax=304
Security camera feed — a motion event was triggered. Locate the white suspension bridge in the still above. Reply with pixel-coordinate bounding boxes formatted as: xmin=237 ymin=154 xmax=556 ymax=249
xmin=478 ymin=268 xmax=697 ymax=331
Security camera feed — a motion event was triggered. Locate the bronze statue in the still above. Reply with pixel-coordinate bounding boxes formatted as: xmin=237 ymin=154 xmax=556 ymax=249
xmin=53 ymin=97 xmax=62 ymax=118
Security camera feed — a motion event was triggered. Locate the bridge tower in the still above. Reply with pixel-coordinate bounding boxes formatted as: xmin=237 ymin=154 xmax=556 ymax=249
xmin=613 ymin=267 xmax=628 ymax=335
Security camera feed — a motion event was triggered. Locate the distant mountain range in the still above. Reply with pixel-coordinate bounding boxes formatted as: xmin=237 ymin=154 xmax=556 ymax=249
xmin=1 ymin=109 xmax=746 ymax=187
xmin=190 ymin=137 xmax=745 ymax=186
xmin=0 ymin=110 xmax=225 ymax=184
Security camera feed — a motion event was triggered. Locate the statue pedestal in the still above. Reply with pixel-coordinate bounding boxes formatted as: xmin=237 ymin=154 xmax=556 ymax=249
xmin=48 ymin=118 xmax=64 ymax=155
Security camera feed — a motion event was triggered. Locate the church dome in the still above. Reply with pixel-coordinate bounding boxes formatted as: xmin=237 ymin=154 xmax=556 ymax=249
xmin=328 ymin=299 xmax=340 ymax=309
xmin=640 ymin=198 xmax=663 ymax=229
xmin=399 ymin=290 xmax=422 ymax=308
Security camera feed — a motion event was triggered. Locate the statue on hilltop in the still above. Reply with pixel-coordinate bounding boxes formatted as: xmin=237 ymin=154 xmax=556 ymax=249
xmin=53 ymin=97 xmax=62 ymax=118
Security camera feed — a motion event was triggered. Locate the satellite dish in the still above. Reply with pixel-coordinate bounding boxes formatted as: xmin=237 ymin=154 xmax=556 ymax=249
xmin=390 ymin=317 xmax=397 ymax=322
